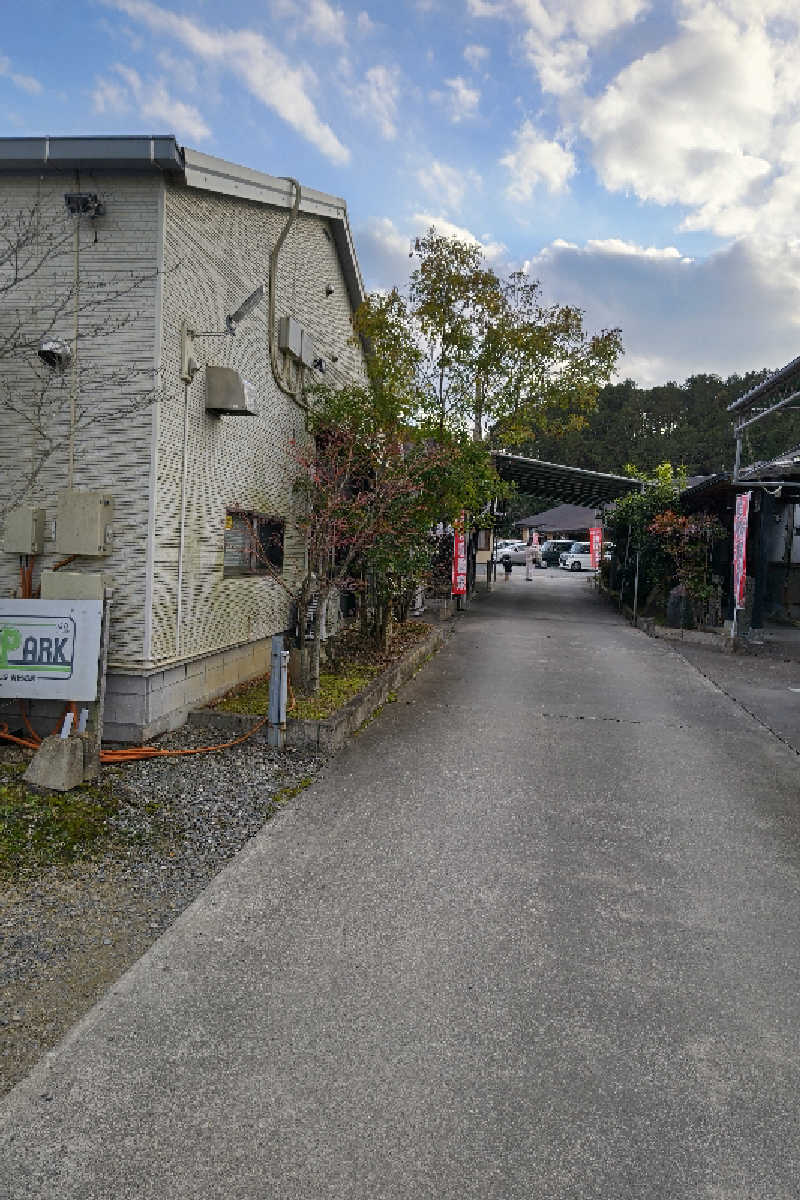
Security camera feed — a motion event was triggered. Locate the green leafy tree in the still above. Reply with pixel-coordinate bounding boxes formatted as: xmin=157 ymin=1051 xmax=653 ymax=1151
xmin=408 ymin=230 xmax=505 ymax=437
xmin=408 ymin=229 xmax=623 ymax=447
xmin=648 ymin=509 xmax=725 ymax=620
xmin=292 ymin=385 xmax=448 ymax=691
xmin=488 ymin=273 xmax=622 ymax=451
xmin=604 ymin=463 xmax=684 ymax=611
xmin=531 ymin=369 xmax=790 ymax=478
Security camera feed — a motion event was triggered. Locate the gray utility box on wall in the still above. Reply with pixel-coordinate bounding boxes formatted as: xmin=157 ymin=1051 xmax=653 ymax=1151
xmin=55 ymin=490 xmax=114 ymax=556
xmin=205 ymin=365 xmax=258 ymax=416
xmin=3 ymin=505 xmax=46 ymax=554
xmin=277 ymin=315 xmax=316 ymax=369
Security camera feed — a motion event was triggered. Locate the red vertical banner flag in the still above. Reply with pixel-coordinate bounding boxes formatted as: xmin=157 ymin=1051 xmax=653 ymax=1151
xmin=733 ymin=491 xmax=751 ymax=610
xmin=589 ymin=526 xmax=602 ymax=569
xmin=452 ymin=513 xmax=467 ymax=596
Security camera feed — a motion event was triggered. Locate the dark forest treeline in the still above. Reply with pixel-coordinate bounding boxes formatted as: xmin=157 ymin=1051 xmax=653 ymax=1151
xmin=521 ymin=370 xmax=800 ymax=478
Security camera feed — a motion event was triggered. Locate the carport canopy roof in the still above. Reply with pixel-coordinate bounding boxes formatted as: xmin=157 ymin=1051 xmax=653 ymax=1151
xmin=515 ymin=503 xmax=599 ymax=531
xmin=491 ymin=453 xmax=644 ymax=508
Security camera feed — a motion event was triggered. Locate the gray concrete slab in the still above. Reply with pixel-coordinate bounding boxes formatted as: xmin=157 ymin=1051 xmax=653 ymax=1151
xmin=3 ymin=568 xmax=800 ymax=1198
xmin=673 ymin=638 xmax=800 ymax=754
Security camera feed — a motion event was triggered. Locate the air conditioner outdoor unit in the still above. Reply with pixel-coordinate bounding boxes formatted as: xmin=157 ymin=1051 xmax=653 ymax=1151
xmin=205 ymin=366 xmax=258 ymax=416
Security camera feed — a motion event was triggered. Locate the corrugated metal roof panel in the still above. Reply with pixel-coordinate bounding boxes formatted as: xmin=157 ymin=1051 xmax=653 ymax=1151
xmin=728 ymin=354 xmax=800 ymax=413
xmin=491 ymin=453 xmax=643 ymax=507
xmin=515 ymin=503 xmax=599 ymax=530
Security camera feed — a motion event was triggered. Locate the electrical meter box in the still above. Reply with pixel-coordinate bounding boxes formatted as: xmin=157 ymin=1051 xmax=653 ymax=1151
xmin=277 ymin=315 xmax=303 ymax=359
xmin=55 ymin=490 xmax=114 ymax=556
xmin=3 ymin=506 xmax=46 ymax=554
xmin=299 ymin=329 xmax=316 ymax=369
xmin=41 ymin=569 xmax=108 ymax=600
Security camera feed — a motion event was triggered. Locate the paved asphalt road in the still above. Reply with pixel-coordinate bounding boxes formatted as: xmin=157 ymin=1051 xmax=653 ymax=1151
xmin=3 ymin=568 xmax=800 ymax=1198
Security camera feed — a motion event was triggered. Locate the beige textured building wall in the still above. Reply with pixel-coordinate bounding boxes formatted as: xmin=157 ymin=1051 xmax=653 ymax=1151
xmin=153 ymin=180 xmax=366 ymax=667
xmin=0 ymin=171 xmax=161 ymax=668
xmin=1 ymin=163 xmax=367 ymax=738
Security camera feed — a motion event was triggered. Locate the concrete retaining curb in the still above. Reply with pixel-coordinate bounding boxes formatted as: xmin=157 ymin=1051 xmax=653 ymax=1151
xmin=633 ymin=615 xmax=734 ymax=653
xmin=597 ymin=586 xmax=735 ymax=653
xmin=188 ymin=624 xmax=450 ymax=752
xmin=606 ymin=591 xmax=800 ymax=660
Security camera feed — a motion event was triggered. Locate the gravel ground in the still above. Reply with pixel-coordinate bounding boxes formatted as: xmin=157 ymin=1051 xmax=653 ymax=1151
xmin=0 ymin=724 xmax=326 ymax=1098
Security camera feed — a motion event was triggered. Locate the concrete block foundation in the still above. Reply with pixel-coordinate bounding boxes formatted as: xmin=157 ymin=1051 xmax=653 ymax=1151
xmin=0 ymin=637 xmax=274 ymax=745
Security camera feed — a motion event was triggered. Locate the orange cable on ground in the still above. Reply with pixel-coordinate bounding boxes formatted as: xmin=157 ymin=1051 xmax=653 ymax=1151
xmin=1 ymin=712 xmax=271 ymax=762
xmin=0 ymin=725 xmax=41 ymax=750
xmin=98 ymin=713 xmax=270 ymax=762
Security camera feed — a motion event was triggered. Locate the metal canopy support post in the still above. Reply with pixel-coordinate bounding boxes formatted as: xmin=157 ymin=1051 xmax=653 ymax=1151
xmin=632 ymin=480 xmax=646 ymax=626
xmin=734 ymin=431 xmax=742 ymax=482
xmin=268 ymin=634 xmax=289 ymax=748
xmin=633 ymin=551 xmax=640 ymax=625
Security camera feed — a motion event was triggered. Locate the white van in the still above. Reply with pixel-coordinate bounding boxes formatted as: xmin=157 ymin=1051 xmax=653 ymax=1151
xmin=561 ymin=541 xmax=594 ymax=571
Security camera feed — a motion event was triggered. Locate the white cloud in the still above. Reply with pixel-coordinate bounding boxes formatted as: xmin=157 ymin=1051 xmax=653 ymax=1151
xmin=92 ymin=64 xmax=211 ymax=141
xmin=356 ymin=10 xmax=376 ymax=34
xmin=468 ymin=0 xmax=648 ymax=40
xmin=306 ymin=0 xmax=347 ymax=44
xmin=467 ymin=0 xmax=648 ymax=95
xmin=356 ymin=212 xmax=509 ymax=291
xmin=464 ymin=43 xmax=490 ymax=69
xmin=91 ymin=75 xmax=129 ymax=116
xmin=102 ymin=0 xmax=350 ymax=165
xmin=532 ymin=235 xmax=800 ymax=386
xmin=0 ymin=54 xmax=42 ymax=95
xmin=522 ymin=32 xmax=589 ymax=96
xmin=354 ymin=65 xmax=401 ymax=140
xmin=582 ymin=238 xmax=692 ymax=263
xmin=270 ymin=0 xmax=347 ymax=43
xmin=432 ymin=76 xmax=480 ymax=122
xmin=355 ymin=216 xmax=415 ymax=291
xmin=416 ymin=160 xmax=481 ymax=212
xmin=500 ymin=120 xmax=576 ymax=200
xmin=156 ymin=49 xmax=199 ymax=92
xmin=412 ymin=212 xmax=506 ymax=261
xmin=466 ymin=0 xmax=504 ymax=15
xmin=582 ymin=4 xmax=800 ymax=244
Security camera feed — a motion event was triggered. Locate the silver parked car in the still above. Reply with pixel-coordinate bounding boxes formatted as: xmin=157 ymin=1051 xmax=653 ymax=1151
xmin=499 ymin=541 xmax=542 ymax=566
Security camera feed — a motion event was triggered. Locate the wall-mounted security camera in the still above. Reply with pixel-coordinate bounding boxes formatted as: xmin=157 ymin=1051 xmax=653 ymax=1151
xmin=313 ymin=357 xmax=326 ymax=373
xmin=325 ymin=283 xmax=334 ymax=296
xmin=37 ymin=336 xmax=72 ymax=370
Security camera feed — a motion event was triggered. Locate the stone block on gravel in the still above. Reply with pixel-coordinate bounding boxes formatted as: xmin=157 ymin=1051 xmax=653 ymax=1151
xmin=23 ymin=735 xmax=85 ymax=792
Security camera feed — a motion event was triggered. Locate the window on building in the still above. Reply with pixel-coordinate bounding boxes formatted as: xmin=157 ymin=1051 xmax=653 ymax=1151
xmin=223 ymin=510 xmax=285 ymax=577
xmin=476 ymin=529 xmax=491 ymax=551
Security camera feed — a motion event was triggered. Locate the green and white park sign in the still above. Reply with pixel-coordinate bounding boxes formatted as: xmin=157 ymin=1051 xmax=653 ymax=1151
xmin=0 ymin=600 xmax=103 ymax=701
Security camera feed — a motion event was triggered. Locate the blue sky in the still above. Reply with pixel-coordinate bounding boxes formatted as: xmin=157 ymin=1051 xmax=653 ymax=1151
xmin=4 ymin=0 xmax=800 ymax=385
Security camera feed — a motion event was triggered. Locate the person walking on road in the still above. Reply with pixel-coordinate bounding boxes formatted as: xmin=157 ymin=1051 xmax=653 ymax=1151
xmin=502 ymin=555 xmax=513 ymax=580
xmin=525 ymin=541 xmax=538 ymax=581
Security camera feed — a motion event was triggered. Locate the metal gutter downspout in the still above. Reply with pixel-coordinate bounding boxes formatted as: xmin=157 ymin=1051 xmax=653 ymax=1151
xmin=268 ymin=177 xmax=306 ymax=409
xmin=69 ymin=207 xmax=80 ymax=488
xmin=176 ymin=381 xmax=190 ymax=657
